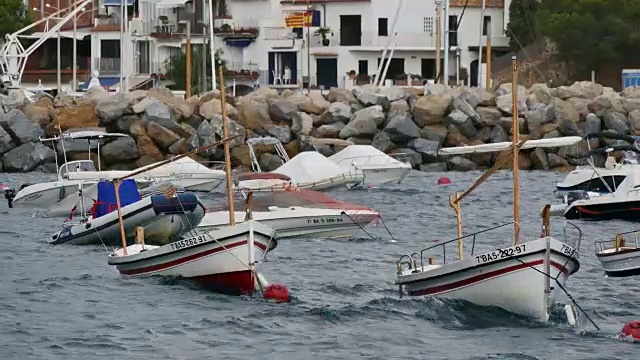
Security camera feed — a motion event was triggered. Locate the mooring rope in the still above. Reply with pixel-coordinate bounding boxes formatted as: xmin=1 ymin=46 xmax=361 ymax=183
xmin=492 ymin=245 xmax=600 ymax=331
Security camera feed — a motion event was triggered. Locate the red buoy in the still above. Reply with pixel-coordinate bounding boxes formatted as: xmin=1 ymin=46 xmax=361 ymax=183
xmin=621 ymin=321 xmax=640 ymax=341
xmin=437 ymin=177 xmax=452 ymax=185
xmin=263 ymin=284 xmax=290 ymax=303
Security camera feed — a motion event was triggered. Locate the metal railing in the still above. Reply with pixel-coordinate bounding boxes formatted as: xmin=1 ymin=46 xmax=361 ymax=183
xmin=95 ymin=57 xmax=121 ymax=74
xmin=595 ymin=229 xmax=639 ymax=254
xmin=397 ymin=220 xmax=584 ymax=275
xmin=310 ymin=30 xmax=436 ymax=47
xmin=94 ymin=16 xmax=121 ymax=27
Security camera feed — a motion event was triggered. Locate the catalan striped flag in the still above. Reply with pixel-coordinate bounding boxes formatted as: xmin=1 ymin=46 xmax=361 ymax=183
xmin=284 ymin=10 xmax=320 ymax=28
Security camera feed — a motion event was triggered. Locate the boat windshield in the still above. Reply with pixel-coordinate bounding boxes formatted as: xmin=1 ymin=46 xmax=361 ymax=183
xmin=59 ymin=160 xmax=97 ymax=179
xmin=621 ymin=151 xmax=639 ymax=164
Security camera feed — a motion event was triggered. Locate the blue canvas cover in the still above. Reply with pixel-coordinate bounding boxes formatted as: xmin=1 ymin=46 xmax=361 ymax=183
xmin=94 ymin=179 xmax=141 ymax=218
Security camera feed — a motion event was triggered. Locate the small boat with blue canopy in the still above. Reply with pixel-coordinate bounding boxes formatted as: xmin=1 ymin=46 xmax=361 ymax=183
xmin=50 ymin=179 xmax=205 ymax=246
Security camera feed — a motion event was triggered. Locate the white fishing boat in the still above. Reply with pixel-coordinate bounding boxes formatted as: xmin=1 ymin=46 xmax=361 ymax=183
xmin=107 ymin=67 xmax=279 ymax=295
xmin=326 ymin=144 xmax=412 ymax=186
xmin=9 ymin=130 xmax=128 ymax=209
xmin=9 ymin=130 xmax=225 ymax=215
xmin=595 ymin=231 xmax=640 ymax=277
xmin=197 ymin=183 xmax=380 ymax=239
xmin=395 ymin=57 xmax=583 ymax=322
xmin=244 ymin=136 xmax=363 ymax=191
xmin=50 ymin=179 xmax=205 ymax=246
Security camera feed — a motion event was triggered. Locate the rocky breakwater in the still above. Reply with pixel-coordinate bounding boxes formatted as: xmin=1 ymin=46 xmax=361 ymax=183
xmin=0 ymin=81 xmax=637 ymax=174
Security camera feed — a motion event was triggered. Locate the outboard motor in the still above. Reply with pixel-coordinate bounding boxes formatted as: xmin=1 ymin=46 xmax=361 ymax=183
xmin=4 ymin=188 xmax=16 ymax=208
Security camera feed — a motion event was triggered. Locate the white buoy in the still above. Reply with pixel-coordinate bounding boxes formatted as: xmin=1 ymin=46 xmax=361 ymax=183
xmin=564 ymin=304 xmax=577 ymax=326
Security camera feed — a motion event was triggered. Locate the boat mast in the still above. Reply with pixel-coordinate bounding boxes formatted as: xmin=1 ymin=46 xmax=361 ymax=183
xmin=218 ymin=62 xmax=236 ymax=226
xmin=511 ymin=55 xmax=520 ymax=245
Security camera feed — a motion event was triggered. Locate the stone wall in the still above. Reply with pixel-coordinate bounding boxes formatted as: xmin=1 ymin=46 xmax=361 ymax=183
xmin=0 ymin=81 xmax=636 ymax=174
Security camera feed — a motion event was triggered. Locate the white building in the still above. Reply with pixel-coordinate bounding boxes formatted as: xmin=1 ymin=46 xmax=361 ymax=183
xmin=14 ymin=0 xmax=512 ymax=91
xmin=219 ymin=0 xmax=512 ymax=90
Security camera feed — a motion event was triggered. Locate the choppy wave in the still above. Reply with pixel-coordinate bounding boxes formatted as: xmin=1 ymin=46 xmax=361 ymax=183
xmin=1 ymin=171 xmax=639 ymax=359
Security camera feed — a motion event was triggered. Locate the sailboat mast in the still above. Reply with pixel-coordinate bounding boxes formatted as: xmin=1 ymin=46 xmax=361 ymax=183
xmin=511 ymin=55 xmax=520 ymax=245
xmin=218 ymin=63 xmax=236 ymax=225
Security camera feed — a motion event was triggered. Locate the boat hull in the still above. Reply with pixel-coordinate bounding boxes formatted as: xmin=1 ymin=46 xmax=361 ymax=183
xmin=50 ymin=193 xmax=206 ymax=246
xmin=396 ymin=237 xmax=579 ymax=322
xmin=596 ymin=248 xmax=640 ymax=277
xmin=564 ymin=198 xmax=640 ymax=221
xmin=197 ymin=207 xmax=380 ymax=239
xmin=12 ymin=182 xmax=88 ymax=208
xmin=107 ymin=220 xmax=276 ymax=294
xmin=361 ymin=166 xmax=411 ymax=186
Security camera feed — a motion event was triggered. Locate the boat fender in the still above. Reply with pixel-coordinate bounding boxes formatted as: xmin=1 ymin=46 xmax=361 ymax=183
xmin=263 ymin=284 xmax=290 ymax=303
xmin=620 ymin=320 xmax=640 ymax=341
xmin=564 ymin=304 xmax=576 ymax=326
xmin=438 ymin=177 xmax=451 ymax=185
xmin=4 ymin=188 xmax=16 ymax=208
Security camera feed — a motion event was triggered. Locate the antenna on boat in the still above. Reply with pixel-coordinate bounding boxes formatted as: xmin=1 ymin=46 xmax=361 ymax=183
xmin=219 ymin=61 xmax=235 ymax=226
xmin=511 ymin=55 xmax=521 ymax=245
xmin=449 ymin=192 xmax=463 ymax=260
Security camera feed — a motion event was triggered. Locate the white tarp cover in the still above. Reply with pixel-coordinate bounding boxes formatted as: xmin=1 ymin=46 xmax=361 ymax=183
xmin=329 ymin=145 xmax=410 ymax=169
xmin=273 ymin=152 xmax=347 ymax=184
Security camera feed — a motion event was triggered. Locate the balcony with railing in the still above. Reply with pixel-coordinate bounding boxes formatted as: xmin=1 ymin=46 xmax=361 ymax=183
xmin=93 ymin=14 xmax=135 ymax=31
xmin=94 ymin=57 xmax=121 ymax=75
xmin=310 ymin=30 xmax=436 ymax=48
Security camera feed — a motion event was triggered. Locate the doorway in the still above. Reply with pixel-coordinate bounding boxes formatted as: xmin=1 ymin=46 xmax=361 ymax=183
xmin=340 ymin=15 xmax=361 ymax=46
xmin=377 ymin=58 xmax=404 ymax=80
xmin=268 ymin=51 xmax=298 ymax=85
xmin=316 ymin=58 xmax=338 ymax=89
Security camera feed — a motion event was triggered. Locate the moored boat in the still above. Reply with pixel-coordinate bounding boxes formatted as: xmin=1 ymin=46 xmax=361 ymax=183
xmin=107 ymin=64 xmax=281 ymax=295
xmin=595 ymin=231 xmax=640 ymax=277
xmin=50 ymin=179 xmax=205 ymax=246
xmin=395 ymin=56 xmax=583 ymax=322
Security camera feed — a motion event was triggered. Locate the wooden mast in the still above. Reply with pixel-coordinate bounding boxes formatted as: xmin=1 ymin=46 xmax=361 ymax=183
xmin=111 ymin=136 xmax=241 ymax=255
xmin=219 ymin=63 xmax=236 ymax=226
xmin=511 ymin=55 xmax=520 ymax=245
xmin=449 ymin=192 xmax=463 ymax=260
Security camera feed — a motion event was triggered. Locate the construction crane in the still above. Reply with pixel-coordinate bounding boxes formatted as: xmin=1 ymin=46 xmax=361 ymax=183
xmin=0 ymin=0 xmax=92 ymax=88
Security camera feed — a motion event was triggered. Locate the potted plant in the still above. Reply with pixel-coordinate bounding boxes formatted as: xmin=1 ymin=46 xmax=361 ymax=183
xmin=395 ymin=73 xmax=408 ymax=86
xmin=355 ymin=73 xmax=371 ymax=85
xmin=314 ymin=27 xmax=332 ymax=46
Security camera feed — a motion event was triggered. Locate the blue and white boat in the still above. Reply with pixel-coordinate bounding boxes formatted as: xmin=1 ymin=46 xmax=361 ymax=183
xmin=50 ymin=179 xmax=205 ymax=246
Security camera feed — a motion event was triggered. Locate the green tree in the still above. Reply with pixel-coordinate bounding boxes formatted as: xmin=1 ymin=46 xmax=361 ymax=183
xmin=535 ymin=0 xmax=640 ymax=74
xmin=0 ymin=0 xmax=34 ymax=38
xmin=506 ymin=0 xmax=540 ymax=50
xmin=163 ymin=48 xmax=228 ymax=94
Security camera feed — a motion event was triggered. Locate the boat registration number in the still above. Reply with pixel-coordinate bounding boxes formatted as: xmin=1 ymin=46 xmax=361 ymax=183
xmin=170 ymin=234 xmax=208 ymax=250
xmin=560 ymin=244 xmax=579 ymax=258
xmin=307 ymin=217 xmax=345 ymax=224
xmin=475 ymin=244 xmax=526 ymax=264
xmin=170 ymin=173 xmax=193 ymax=179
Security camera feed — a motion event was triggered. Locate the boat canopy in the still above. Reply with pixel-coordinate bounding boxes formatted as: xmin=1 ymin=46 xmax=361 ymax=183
xmin=328 ymin=144 xmax=410 ymax=168
xmin=273 ymin=152 xmax=352 ymax=184
xmin=40 ymin=130 xmax=129 ymax=142
xmin=94 ymin=179 xmax=141 ymax=218
xmin=438 ymin=136 xmax=583 ymax=155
